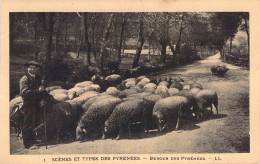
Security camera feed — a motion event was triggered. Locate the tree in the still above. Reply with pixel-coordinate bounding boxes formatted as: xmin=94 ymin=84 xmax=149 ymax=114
xmin=99 ymin=13 xmax=114 ymax=74
xmin=132 ymin=13 xmax=145 ymax=69
xmin=239 ymin=13 xmax=249 ymax=58
xmin=210 ymin=12 xmax=241 ymax=60
xmin=118 ymin=13 xmax=127 ymax=62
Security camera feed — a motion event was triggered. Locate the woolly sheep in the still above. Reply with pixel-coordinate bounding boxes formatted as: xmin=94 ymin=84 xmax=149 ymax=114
xmin=195 ymin=89 xmax=218 ymax=115
xmin=191 ymin=83 xmax=203 ymax=90
xmin=121 ymin=89 xmax=138 ymax=97
xmin=72 ymin=91 xmax=100 ymax=106
xmin=172 ymin=76 xmax=184 ymax=82
xmin=104 ymin=99 xmax=151 ymax=140
xmin=53 ymin=94 xmax=69 ymax=101
xmin=104 ymin=87 xmax=125 ymax=98
xmin=122 ymin=78 xmax=136 ymax=88
xmin=10 ymin=96 xmax=23 ymax=116
xmin=49 ymin=89 xmax=68 ymax=96
xmin=105 ymin=74 xmax=122 ymax=86
xmin=183 ymin=85 xmax=191 ymax=90
xmin=83 ymin=84 xmax=101 ymax=92
xmin=136 ymin=78 xmax=150 ymax=89
xmin=82 ymin=94 xmax=114 ymax=112
xmin=177 ymin=90 xmax=199 ymax=119
xmin=190 ymin=87 xmax=201 ymax=95
xmin=186 ymin=80 xmax=195 ymax=85
xmin=154 ymin=85 xmax=170 ymax=98
xmin=127 ymin=92 xmax=151 ymax=98
xmin=46 ymin=86 xmax=62 ymax=93
xmin=142 ymin=83 xmax=157 ymax=94
xmin=168 ymin=88 xmax=180 ymax=96
xmin=91 ymin=75 xmax=102 ymax=84
xmin=143 ymin=94 xmax=162 ymax=131
xmin=129 ymin=86 xmax=142 ymax=93
xmin=76 ymin=97 xmax=123 ymax=141
xmin=68 ymin=91 xmax=77 ymax=100
xmin=158 ymin=81 xmax=170 ymax=88
xmin=153 ymin=96 xmax=190 ymax=131
xmin=170 ymin=81 xmax=183 ymax=91
xmin=46 ymin=101 xmax=82 ymax=142
xmin=68 ymin=87 xmax=86 ymax=97
xmin=136 ymin=76 xmax=147 ymax=84
xmin=74 ymin=81 xmax=93 ymax=88
xmin=116 ymin=84 xmax=127 ymax=91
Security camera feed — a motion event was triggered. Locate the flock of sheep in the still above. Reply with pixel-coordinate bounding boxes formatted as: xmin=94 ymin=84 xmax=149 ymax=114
xmin=10 ymin=73 xmax=219 ymax=142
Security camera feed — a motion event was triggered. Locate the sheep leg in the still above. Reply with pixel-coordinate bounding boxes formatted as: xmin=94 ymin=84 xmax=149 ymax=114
xmin=56 ymin=129 xmax=60 ymax=143
xmin=175 ymin=110 xmax=183 ymax=130
xmin=116 ymin=126 xmax=123 ymax=140
xmin=215 ymin=105 xmax=219 ymax=115
xmin=101 ymin=125 xmax=106 ymax=140
xmin=210 ymin=104 xmax=213 ymax=116
xmin=127 ymin=125 xmax=132 ymax=139
xmin=175 ymin=117 xmax=181 ymax=130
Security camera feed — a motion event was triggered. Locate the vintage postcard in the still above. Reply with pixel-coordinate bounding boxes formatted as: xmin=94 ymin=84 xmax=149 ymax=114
xmin=1 ymin=0 xmax=260 ymax=163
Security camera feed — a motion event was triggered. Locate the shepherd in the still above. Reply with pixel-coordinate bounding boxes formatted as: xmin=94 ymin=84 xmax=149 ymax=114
xmin=19 ymin=61 xmax=46 ymax=149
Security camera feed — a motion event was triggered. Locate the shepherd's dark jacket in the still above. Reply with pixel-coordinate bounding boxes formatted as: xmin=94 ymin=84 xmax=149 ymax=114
xmin=19 ymin=72 xmax=43 ymax=148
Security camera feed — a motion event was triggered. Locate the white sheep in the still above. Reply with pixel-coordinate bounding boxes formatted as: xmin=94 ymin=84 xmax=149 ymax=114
xmin=45 ymin=86 xmax=62 ymax=93
xmin=136 ymin=78 xmax=150 ymax=89
xmin=122 ymin=78 xmax=136 ymax=88
xmin=49 ymin=89 xmax=68 ymax=96
xmin=53 ymin=93 xmax=69 ymax=101
xmin=82 ymin=84 xmax=101 ymax=92
xmin=74 ymin=81 xmax=93 ymax=88
xmin=183 ymin=85 xmax=191 ymax=90
xmin=153 ymin=96 xmax=190 ymax=131
xmin=142 ymin=83 xmax=157 ymax=94
xmin=72 ymin=91 xmax=100 ymax=106
xmin=154 ymin=85 xmax=170 ymax=98
xmin=190 ymin=87 xmax=201 ymax=95
xmin=168 ymin=88 xmax=180 ymax=96
xmin=195 ymin=89 xmax=219 ymax=115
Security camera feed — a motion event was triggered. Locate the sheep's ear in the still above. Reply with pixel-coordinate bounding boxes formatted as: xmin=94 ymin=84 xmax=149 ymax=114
xmin=82 ymin=129 xmax=87 ymax=133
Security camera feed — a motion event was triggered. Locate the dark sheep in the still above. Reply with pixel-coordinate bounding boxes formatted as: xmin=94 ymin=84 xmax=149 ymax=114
xmin=104 ymin=99 xmax=151 ymax=140
xmin=105 ymin=74 xmax=122 ymax=87
xmin=170 ymin=81 xmax=183 ymax=91
xmin=211 ymin=65 xmax=229 ymax=76
xmin=177 ymin=90 xmax=199 ymax=120
xmin=190 ymin=83 xmax=203 ymax=90
xmin=76 ymin=97 xmax=123 ymax=141
xmin=39 ymin=93 xmax=83 ymax=142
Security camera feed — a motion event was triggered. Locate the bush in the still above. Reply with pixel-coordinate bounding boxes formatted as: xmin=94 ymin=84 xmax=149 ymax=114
xmin=179 ymin=45 xmax=198 ymax=64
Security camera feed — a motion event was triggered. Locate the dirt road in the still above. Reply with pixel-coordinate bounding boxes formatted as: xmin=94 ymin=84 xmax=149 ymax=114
xmin=11 ymin=53 xmax=249 ymax=154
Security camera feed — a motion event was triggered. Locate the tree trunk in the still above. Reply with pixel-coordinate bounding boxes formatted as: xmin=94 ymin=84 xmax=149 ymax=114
xmin=80 ymin=13 xmax=91 ymax=66
xmin=243 ymin=16 xmax=249 ymax=61
xmin=44 ymin=13 xmax=54 ymax=63
xmin=63 ymin=13 xmax=68 ymax=54
xmin=10 ymin=13 xmax=15 ymax=56
xmin=229 ymin=38 xmax=233 ymax=54
xmin=132 ymin=14 xmax=144 ymax=69
xmin=118 ymin=13 xmax=127 ymax=62
xmin=100 ymin=14 xmax=114 ymax=74
xmin=34 ymin=18 xmax=39 ymax=61
xmin=55 ymin=13 xmax=60 ymax=54
xmin=160 ymin=42 xmax=167 ymax=64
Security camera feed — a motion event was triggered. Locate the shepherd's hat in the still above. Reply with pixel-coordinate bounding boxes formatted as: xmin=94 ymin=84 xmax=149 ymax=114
xmin=24 ymin=61 xmax=41 ymax=67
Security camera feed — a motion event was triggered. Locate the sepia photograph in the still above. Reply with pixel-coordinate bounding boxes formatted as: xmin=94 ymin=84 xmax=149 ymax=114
xmin=9 ymin=12 xmax=250 ymax=154
xmin=1 ymin=0 xmax=260 ymax=163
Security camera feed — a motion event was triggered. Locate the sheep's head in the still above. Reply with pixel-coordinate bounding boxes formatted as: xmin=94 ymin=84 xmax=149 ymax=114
xmin=76 ymin=126 xmax=87 ymax=141
xmin=68 ymin=91 xmax=77 ymax=100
